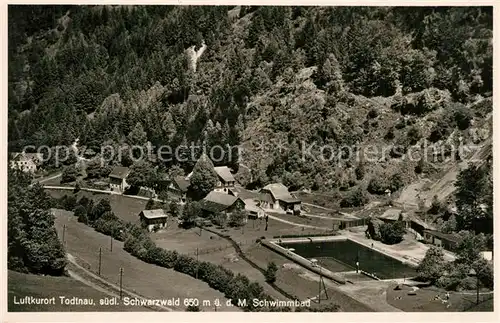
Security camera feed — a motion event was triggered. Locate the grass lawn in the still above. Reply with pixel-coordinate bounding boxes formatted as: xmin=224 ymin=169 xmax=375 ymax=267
xmin=8 ymin=270 xmax=149 ymax=312
xmin=47 ymin=189 xmax=147 ymax=224
xmin=53 ymin=209 xmax=237 ymax=312
xmin=386 ymin=284 xmax=494 ymax=312
xmin=152 ymin=221 xmax=233 ymax=255
xmin=269 ymin=212 xmax=337 ymax=228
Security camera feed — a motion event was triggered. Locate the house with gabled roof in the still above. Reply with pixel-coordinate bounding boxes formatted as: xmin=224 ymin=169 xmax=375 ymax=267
xmin=185 ymin=153 xmax=237 ymax=194
xmin=167 ymin=175 xmax=190 ymax=204
xmin=10 ymin=152 xmax=44 ymax=173
xmin=139 ymin=209 xmax=169 ymax=232
xmin=199 ymin=191 xmax=245 ymax=217
xmin=213 ymin=166 xmax=236 ymax=193
xmin=109 ymin=166 xmax=130 ymax=193
xmin=259 ymin=183 xmax=301 ymax=215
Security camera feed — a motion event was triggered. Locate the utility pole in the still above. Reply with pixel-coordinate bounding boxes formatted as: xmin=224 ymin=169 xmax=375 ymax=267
xmin=476 ymin=274 xmax=480 ymax=305
xmin=62 ymin=224 xmax=66 ymax=244
xmin=119 ymin=268 xmax=123 ymax=300
xmin=98 ymin=247 xmax=102 ymax=276
xmin=110 ymin=236 xmax=113 ymax=252
xmin=318 ymin=266 xmax=322 ymax=304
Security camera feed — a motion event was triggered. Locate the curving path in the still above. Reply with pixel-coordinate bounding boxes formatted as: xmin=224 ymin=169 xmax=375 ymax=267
xmin=67 ymin=254 xmax=174 ymax=312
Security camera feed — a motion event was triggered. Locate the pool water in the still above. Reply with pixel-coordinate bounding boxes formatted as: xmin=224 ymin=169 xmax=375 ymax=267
xmin=280 ymin=239 xmax=417 ymax=279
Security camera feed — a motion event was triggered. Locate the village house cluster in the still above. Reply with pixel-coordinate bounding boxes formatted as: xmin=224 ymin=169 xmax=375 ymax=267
xmin=108 ymin=153 xmax=303 ymax=232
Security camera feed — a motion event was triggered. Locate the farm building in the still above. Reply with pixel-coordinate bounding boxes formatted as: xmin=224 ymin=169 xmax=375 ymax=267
xmin=422 ymin=230 xmax=462 ymax=252
xmin=199 ymin=191 xmax=245 ymax=217
xmin=139 ymin=209 xmax=169 ymax=232
xmin=331 ymin=217 xmax=367 ymax=230
xmin=377 ymin=209 xmax=410 ymax=228
xmin=109 ymin=166 xmax=130 ymax=193
xmin=10 ymin=152 xmax=44 ymax=173
xmin=213 ymin=166 xmax=237 ymax=193
xmin=243 ymin=198 xmax=265 ymax=219
xmin=259 ymin=183 xmax=301 ymax=215
xmin=167 ymin=176 xmax=190 ymax=204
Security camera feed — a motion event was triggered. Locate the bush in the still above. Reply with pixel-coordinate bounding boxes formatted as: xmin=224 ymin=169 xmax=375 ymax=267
xmin=93 ymin=217 xmax=125 ymax=241
xmin=379 ymin=221 xmax=405 ymax=245
xmin=74 ymin=205 xmax=88 ymax=224
xmin=228 ymin=209 xmax=246 ymax=227
xmin=407 ymin=126 xmax=422 ymax=145
xmin=449 ymin=102 xmax=474 ymax=130
xmin=367 ymin=177 xmax=390 ymax=195
xmin=340 ymin=188 xmax=368 ymax=207
xmin=264 ymin=262 xmax=278 ymax=283
xmin=367 ymin=108 xmax=378 ymax=119
xmin=58 ymin=194 xmax=77 ymax=211
xmin=61 ymin=165 xmax=79 ymax=183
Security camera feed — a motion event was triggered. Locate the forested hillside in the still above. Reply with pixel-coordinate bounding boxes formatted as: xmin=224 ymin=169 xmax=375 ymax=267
xmin=8 ymin=5 xmax=493 ymax=193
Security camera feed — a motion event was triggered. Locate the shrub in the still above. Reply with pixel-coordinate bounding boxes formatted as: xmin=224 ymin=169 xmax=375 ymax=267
xmin=93 ymin=218 xmax=125 ymax=240
xmin=367 ymin=108 xmax=378 ymax=119
xmin=61 ymin=165 xmax=78 ymax=183
xmin=228 ymin=209 xmax=246 ymax=227
xmin=407 ymin=126 xmax=422 ymax=145
xmin=59 ymin=194 xmax=77 ymax=211
xmin=264 ymin=262 xmax=278 ymax=283
xmin=449 ymin=102 xmax=474 ymax=130
xmin=379 ymin=221 xmax=405 ymax=245
xmin=385 ymin=127 xmax=395 ymax=140
xmin=428 ymin=118 xmax=452 ymax=142
xmin=340 ymin=188 xmax=368 ymax=207
xmin=186 ymin=305 xmax=200 ymax=312
xmin=367 ymin=177 xmax=390 ymax=195
xmin=74 ymin=205 xmax=88 ymax=224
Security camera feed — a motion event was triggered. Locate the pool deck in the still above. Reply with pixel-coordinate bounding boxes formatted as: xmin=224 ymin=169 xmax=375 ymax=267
xmin=340 ymin=229 xmax=456 ymax=266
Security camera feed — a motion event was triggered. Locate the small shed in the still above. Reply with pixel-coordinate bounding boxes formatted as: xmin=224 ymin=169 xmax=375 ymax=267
xmin=139 ymin=209 xmax=169 ymax=232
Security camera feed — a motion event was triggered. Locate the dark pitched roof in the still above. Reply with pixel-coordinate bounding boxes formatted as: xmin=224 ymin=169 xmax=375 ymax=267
xmin=228 ymin=187 xmax=260 ymax=200
xmin=199 ymin=191 xmax=243 ymax=213
xmin=173 ymin=176 xmax=190 ymax=192
xmin=11 ymin=152 xmax=43 ymax=162
xmin=423 ymin=230 xmax=463 ymax=243
xmin=204 ymin=191 xmax=239 ymax=206
xmin=214 ymin=166 xmax=236 ymax=183
xmin=138 ymin=186 xmax=156 ymax=198
xmin=109 ymin=166 xmax=130 ymax=179
xmin=140 ymin=209 xmax=168 ymax=219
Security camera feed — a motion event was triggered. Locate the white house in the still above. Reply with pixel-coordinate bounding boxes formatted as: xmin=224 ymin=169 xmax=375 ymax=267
xmin=10 ymin=152 xmax=44 ymax=173
xmin=109 ymin=166 xmax=130 ymax=193
xmin=139 ymin=209 xmax=169 ymax=232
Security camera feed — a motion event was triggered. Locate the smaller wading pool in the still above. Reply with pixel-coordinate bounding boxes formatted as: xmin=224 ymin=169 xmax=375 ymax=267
xmin=279 ymin=239 xmax=417 ymax=280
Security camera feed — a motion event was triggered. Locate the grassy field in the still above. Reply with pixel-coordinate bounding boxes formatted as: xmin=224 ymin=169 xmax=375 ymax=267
xmin=8 ymin=270 xmax=150 ymax=312
xmin=47 ymin=189 xmax=147 ymax=224
xmin=269 ymin=212 xmax=337 ymax=228
xmin=53 ymin=209 xmax=237 ymax=312
xmin=386 ymin=284 xmax=494 ymax=312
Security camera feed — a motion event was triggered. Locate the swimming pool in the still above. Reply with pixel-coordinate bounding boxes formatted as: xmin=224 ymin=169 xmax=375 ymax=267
xmin=279 ymin=239 xmax=417 ymax=280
